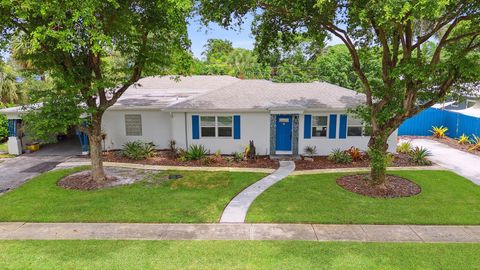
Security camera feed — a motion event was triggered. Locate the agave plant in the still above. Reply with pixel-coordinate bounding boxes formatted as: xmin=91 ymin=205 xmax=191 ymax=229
xmin=458 ymin=134 xmax=470 ymax=145
xmin=430 ymin=126 xmax=448 ymax=138
xmin=328 ymin=148 xmax=352 ymax=164
xmin=409 ymin=147 xmax=432 ymax=165
xmin=469 ymin=135 xmax=480 ymax=152
xmin=122 ymin=141 xmax=156 ymax=160
xmin=396 ymin=141 xmax=412 ymax=154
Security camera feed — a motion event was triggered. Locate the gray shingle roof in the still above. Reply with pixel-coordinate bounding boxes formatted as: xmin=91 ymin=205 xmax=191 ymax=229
xmin=165 ymin=79 xmax=365 ymax=111
xmin=112 ymin=75 xmax=240 ymax=108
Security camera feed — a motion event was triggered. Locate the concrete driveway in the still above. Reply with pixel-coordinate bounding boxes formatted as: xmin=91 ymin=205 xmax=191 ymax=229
xmin=407 ymin=138 xmax=480 ymax=185
xmin=0 ymin=139 xmax=81 ymax=194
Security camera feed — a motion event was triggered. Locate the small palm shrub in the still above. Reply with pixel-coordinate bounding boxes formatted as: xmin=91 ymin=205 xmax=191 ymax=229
xmin=122 ymin=141 xmax=155 ymax=160
xmin=328 ymin=148 xmax=352 ymax=164
xmin=168 ymin=140 xmax=181 ymax=158
xmin=182 ymin=144 xmax=209 ymax=161
xmin=430 ymin=126 xmax=448 ymax=138
xmin=469 ymin=135 xmax=480 ymax=151
xmin=458 ymin=134 xmax=470 ymax=145
xmin=409 ymin=146 xmax=432 ymax=165
xmin=396 ymin=141 xmax=412 ymax=154
xmin=303 ymin=145 xmax=317 ymax=156
xmin=346 ymin=146 xmax=362 ymax=161
xmin=232 ymin=151 xmax=244 ymax=162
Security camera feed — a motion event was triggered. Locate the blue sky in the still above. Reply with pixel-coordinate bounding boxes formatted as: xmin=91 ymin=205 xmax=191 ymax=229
xmin=188 ymin=15 xmax=256 ymax=59
xmin=188 ymin=15 xmax=342 ymax=59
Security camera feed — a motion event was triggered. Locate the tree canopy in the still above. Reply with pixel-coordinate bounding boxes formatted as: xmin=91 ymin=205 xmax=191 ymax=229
xmin=199 ymin=0 xmax=480 ymax=185
xmin=1 ymin=0 xmax=193 ymax=181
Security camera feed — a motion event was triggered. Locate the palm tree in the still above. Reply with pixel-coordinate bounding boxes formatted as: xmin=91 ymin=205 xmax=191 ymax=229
xmin=0 ymin=63 xmax=24 ymax=105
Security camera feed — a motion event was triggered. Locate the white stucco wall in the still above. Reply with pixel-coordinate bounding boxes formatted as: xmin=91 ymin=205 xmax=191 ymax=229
xmin=102 ymin=109 xmax=172 ymax=150
xmin=172 ymin=112 xmax=271 ymax=155
xmin=102 ymin=109 xmax=397 ymax=155
xmin=298 ymin=112 xmax=397 ymax=155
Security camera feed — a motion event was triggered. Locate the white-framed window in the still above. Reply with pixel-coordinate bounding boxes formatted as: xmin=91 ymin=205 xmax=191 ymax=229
xmin=125 ymin=114 xmax=142 ymax=136
xmin=200 ymin=116 xmax=233 ymax=138
xmin=347 ymin=118 xmax=364 ymax=136
xmin=312 ymin=115 xmax=328 ymax=137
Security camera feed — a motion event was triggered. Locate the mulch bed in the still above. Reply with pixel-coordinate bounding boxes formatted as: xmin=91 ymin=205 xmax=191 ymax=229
xmin=402 ymin=135 xmax=480 ymax=157
xmin=57 ymin=171 xmax=118 ymax=191
xmin=336 ymin=174 xmax=421 ymax=198
xmin=294 ymin=153 xmax=425 ymax=170
xmin=101 ymin=150 xmax=279 ymax=169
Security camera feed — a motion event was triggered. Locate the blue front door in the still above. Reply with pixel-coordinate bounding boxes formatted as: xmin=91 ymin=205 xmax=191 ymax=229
xmin=276 ymin=115 xmax=293 ymax=151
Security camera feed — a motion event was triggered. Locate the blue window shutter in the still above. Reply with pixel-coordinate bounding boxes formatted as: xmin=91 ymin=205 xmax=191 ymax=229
xmin=339 ymin=114 xmax=347 ymax=139
xmin=304 ymin=114 xmax=312 ymax=139
xmin=192 ymin=115 xmax=200 ymax=139
xmin=233 ymin=115 xmax=241 ymax=139
xmin=329 ymin=114 xmax=337 ymax=139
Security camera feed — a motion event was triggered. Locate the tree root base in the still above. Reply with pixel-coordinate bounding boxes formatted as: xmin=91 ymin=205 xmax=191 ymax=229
xmin=336 ymin=174 xmax=421 ymax=198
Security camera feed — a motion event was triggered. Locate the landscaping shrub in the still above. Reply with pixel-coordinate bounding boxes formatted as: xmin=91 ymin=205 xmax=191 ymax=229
xmin=122 ymin=141 xmax=156 ymax=160
xmin=396 ymin=141 xmax=412 ymax=154
xmin=182 ymin=144 xmax=209 ymax=161
xmin=457 ymin=134 xmax=470 ymax=145
xmin=469 ymin=135 xmax=480 ymax=151
xmin=303 ymin=145 xmax=317 ymax=156
xmin=328 ymin=148 xmax=352 ymax=164
xmin=430 ymin=126 xmax=448 ymax=138
xmin=232 ymin=151 xmax=244 ymax=162
xmin=346 ymin=146 xmax=362 ymax=161
xmin=409 ymin=147 xmax=432 ymax=165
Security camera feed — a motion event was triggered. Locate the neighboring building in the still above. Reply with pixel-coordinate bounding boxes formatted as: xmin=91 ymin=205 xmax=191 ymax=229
xmin=399 ymin=83 xmax=480 ymax=138
xmin=1 ymin=75 xmax=397 ymax=156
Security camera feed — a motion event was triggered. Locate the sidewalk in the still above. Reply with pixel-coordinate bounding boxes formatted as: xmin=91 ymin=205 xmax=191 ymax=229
xmin=1 ymin=222 xmax=479 ymax=242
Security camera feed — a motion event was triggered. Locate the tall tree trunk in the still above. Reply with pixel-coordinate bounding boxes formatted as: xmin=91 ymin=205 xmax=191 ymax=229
xmin=89 ymin=113 xmax=106 ymax=183
xmin=367 ymin=132 xmax=389 ymax=188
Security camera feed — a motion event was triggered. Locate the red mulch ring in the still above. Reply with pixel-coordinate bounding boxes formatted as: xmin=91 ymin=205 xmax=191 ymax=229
xmin=101 ymin=151 xmax=279 ymax=169
xmin=295 ymin=153 xmax=424 ymax=170
xmin=336 ymin=174 xmax=421 ymax=198
xmin=402 ymin=135 xmax=480 ymax=157
xmin=57 ymin=171 xmax=118 ymax=191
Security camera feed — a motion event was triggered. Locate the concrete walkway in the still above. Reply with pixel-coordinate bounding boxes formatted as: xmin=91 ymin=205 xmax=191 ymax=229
xmin=409 ymin=138 xmax=480 ymax=185
xmin=1 ymin=222 xmax=479 ymax=242
xmin=220 ymin=161 xmax=295 ymax=223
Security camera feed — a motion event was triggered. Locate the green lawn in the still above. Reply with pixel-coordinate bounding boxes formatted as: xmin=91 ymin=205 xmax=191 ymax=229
xmin=0 ymin=240 xmax=479 ymax=269
xmin=0 ymin=142 xmax=7 ymax=152
xmin=247 ymin=170 xmax=480 ymax=224
xmin=0 ymin=167 xmax=266 ymax=223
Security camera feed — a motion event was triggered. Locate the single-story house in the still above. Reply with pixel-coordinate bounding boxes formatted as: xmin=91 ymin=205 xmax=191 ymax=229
xmin=2 ymin=75 xmax=397 ymax=156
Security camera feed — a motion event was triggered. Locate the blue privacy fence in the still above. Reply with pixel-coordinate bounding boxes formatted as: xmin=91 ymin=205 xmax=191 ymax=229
xmin=398 ymin=108 xmax=480 ymax=138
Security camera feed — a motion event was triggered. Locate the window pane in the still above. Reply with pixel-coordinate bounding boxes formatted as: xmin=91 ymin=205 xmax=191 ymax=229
xmin=312 ymin=126 xmax=327 ymax=137
xmin=125 ymin=114 xmax=142 ymax=136
xmin=348 ymin=118 xmax=362 ymax=126
xmin=201 ymin=127 xmax=215 ymax=137
xmin=217 ymin=116 xmax=232 ymax=126
xmin=347 ymin=126 xmax=363 ymax=136
xmin=218 ymin=127 xmax=232 ymax=137
xmin=313 ymin=116 xmax=327 ymax=126
xmin=201 ymin=116 xmax=215 ymax=127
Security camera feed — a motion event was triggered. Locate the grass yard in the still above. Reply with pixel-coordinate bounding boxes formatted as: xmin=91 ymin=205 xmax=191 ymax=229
xmin=0 ymin=167 xmax=266 ymax=223
xmin=247 ymin=170 xmax=480 ymax=224
xmin=0 ymin=240 xmax=479 ymax=269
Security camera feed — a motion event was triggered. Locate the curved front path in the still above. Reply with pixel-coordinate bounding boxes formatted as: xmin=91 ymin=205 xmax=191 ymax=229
xmin=220 ymin=161 xmax=295 ymax=223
